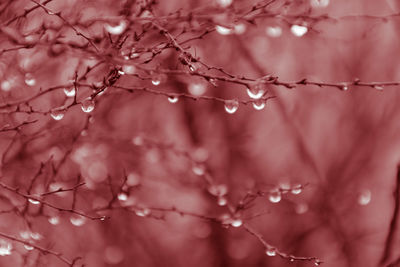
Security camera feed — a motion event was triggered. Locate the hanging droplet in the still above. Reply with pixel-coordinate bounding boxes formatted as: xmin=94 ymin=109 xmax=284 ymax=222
xmin=152 ymin=78 xmax=161 ymax=86
xmin=314 ymin=260 xmax=322 ymax=266
xmin=188 ymin=83 xmax=207 ymax=96
xmin=192 ymin=164 xmax=206 ymax=176
xmin=291 ymin=25 xmax=308 ymax=37
xmin=268 ymin=190 xmax=281 ymax=203
xmin=217 ymin=196 xmax=227 ymax=206
xmin=342 ymin=85 xmax=349 ymax=91
xmin=64 ymin=87 xmax=76 ymax=97
xmin=310 ymin=0 xmax=329 ymax=8
xmin=215 ymin=25 xmax=232 ymax=35
xmin=358 ymin=189 xmax=371 ymax=206
xmin=24 ymin=245 xmax=34 ymax=251
xmin=30 ymin=232 xmax=42 ymax=240
xmin=266 ymin=26 xmax=282 ymax=38
xmin=81 ymin=98 xmax=95 ymax=113
xmin=104 ymin=20 xmax=127 ymax=35
xmin=234 ymin=23 xmax=246 ymax=35
xmin=28 ymin=198 xmax=40 ymax=205
xmin=168 ymin=95 xmax=179 ymax=103
xmin=0 ymin=240 xmax=12 ymax=256
xmin=70 ymin=215 xmax=86 ymax=226
xmin=374 ymin=85 xmax=384 ymax=91
xmin=252 ymin=100 xmax=266 ymax=111
xmin=224 ymin=99 xmax=239 ymax=114
xmin=48 ymin=216 xmax=60 ymax=225
xmin=50 ymin=108 xmax=65 ymax=121
xmin=24 ymin=73 xmax=36 ymax=86
xmin=216 ymin=0 xmax=232 ymax=8
xmin=230 ymin=219 xmax=242 ymax=228
xmin=247 ymin=86 xmax=264 ymax=99
xmin=265 ymin=247 xmax=276 ymax=257
xmin=117 ymin=192 xmax=128 ymax=201
xmin=135 ymin=208 xmax=150 ymax=217
xmin=291 ymin=185 xmax=302 ymax=195
xmin=1 ymin=80 xmax=12 ymax=92
xmin=208 ymin=184 xmax=228 ymax=197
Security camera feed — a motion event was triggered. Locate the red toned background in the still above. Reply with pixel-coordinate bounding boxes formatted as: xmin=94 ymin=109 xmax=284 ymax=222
xmin=0 ymin=0 xmax=399 ymax=267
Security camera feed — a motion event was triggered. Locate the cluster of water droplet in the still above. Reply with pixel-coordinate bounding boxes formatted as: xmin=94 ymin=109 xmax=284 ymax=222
xmin=208 ymin=184 xmax=229 ymax=206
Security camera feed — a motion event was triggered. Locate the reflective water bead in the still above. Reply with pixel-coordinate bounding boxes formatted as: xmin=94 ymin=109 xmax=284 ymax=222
xmin=64 ymin=87 xmax=76 ymax=97
xmin=224 ymin=99 xmax=239 ymax=114
xmin=24 ymin=73 xmax=36 ymax=86
xmin=135 ymin=208 xmax=150 ymax=217
xmin=1 ymin=80 xmax=12 ymax=92
xmin=234 ymin=23 xmax=246 ymax=35
xmin=216 ymin=0 xmax=232 ymax=8
xmin=0 ymin=240 xmax=12 ymax=256
xmin=50 ymin=108 xmax=65 ymax=121
xmin=247 ymin=86 xmax=264 ymax=99
xmin=70 ymin=215 xmax=86 ymax=226
xmin=152 ymin=78 xmax=161 ymax=86
xmin=358 ymin=189 xmax=371 ymax=206
xmin=48 ymin=216 xmax=60 ymax=225
xmin=117 ymin=192 xmax=128 ymax=201
xmin=24 ymin=245 xmax=34 ymax=251
xmin=265 ymin=247 xmax=276 ymax=257
xmin=252 ymin=100 xmax=266 ymax=110
xmin=217 ymin=196 xmax=227 ymax=206
xmin=230 ymin=219 xmax=242 ymax=228
xmin=30 ymin=232 xmax=42 ymax=240
xmin=342 ymin=85 xmax=349 ymax=91
xmin=28 ymin=198 xmax=40 ymax=205
xmin=208 ymin=184 xmax=228 ymax=196
xmin=105 ymin=20 xmax=127 ymax=35
xmin=374 ymin=85 xmax=384 ymax=91
xmin=188 ymin=83 xmax=206 ymax=96
xmin=168 ymin=95 xmax=179 ymax=103
xmin=81 ymin=98 xmax=95 ymax=113
xmin=192 ymin=164 xmax=206 ymax=176
xmin=291 ymin=185 xmax=302 ymax=195
xmin=266 ymin=26 xmax=282 ymax=38
xmin=215 ymin=25 xmax=232 ymax=35
xmin=310 ymin=0 xmax=329 ymax=8
xmin=291 ymin=25 xmax=308 ymax=37
xmin=268 ymin=190 xmax=281 ymax=203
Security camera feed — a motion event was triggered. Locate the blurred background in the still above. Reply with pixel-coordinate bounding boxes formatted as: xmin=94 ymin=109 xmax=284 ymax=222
xmin=0 ymin=0 xmax=400 ymax=266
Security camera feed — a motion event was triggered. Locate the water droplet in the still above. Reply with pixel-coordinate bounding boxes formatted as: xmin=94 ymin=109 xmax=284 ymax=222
xmin=81 ymin=98 xmax=95 ymax=113
xmin=216 ymin=0 xmax=232 ymax=8
xmin=208 ymin=184 xmax=228 ymax=196
xmin=266 ymin=26 xmax=282 ymax=38
xmin=268 ymin=190 xmax=281 ymax=203
xmin=374 ymin=85 xmax=384 ymax=91
xmin=224 ymin=99 xmax=239 ymax=114
xmin=30 ymin=232 xmax=42 ymax=240
xmin=152 ymin=78 xmax=161 ymax=86
xmin=252 ymin=100 xmax=266 ymax=110
xmin=192 ymin=164 xmax=206 ymax=176
xmin=48 ymin=216 xmax=60 ymax=225
xmin=314 ymin=260 xmax=322 ymax=266
xmin=216 ymin=25 xmax=232 ymax=35
xmin=70 ymin=215 xmax=86 ymax=226
xmin=25 ymin=73 xmax=36 ymax=86
xmin=342 ymin=85 xmax=349 ymax=91
xmin=247 ymin=86 xmax=264 ymax=99
xmin=19 ymin=231 xmax=30 ymax=239
xmin=291 ymin=25 xmax=308 ymax=37
xmin=217 ymin=196 xmax=227 ymax=206
xmin=24 ymin=244 xmax=34 ymax=251
xmin=132 ymin=136 xmax=144 ymax=146
xmin=28 ymin=198 xmax=40 ymax=205
xmin=234 ymin=23 xmax=246 ymax=35
xmin=189 ymin=65 xmax=196 ymax=72
xmin=0 ymin=239 xmax=12 ymax=256
xmin=135 ymin=208 xmax=150 ymax=217
xmin=50 ymin=108 xmax=65 ymax=121
xmin=64 ymin=87 xmax=76 ymax=97
xmin=265 ymin=247 xmax=276 ymax=256
xmin=358 ymin=189 xmax=371 ymax=206
xmin=310 ymin=0 xmax=329 ymax=8
xmin=291 ymin=185 xmax=302 ymax=195
xmin=122 ymin=65 xmax=136 ymax=75
xmin=105 ymin=20 xmax=127 ymax=35
xmin=117 ymin=192 xmax=128 ymax=201
xmin=188 ymin=83 xmax=207 ymax=96
xmin=1 ymin=80 xmax=12 ymax=92
xmin=168 ymin=95 xmax=179 ymax=103
xmin=231 ymin=219 xmax=242 ymax=227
